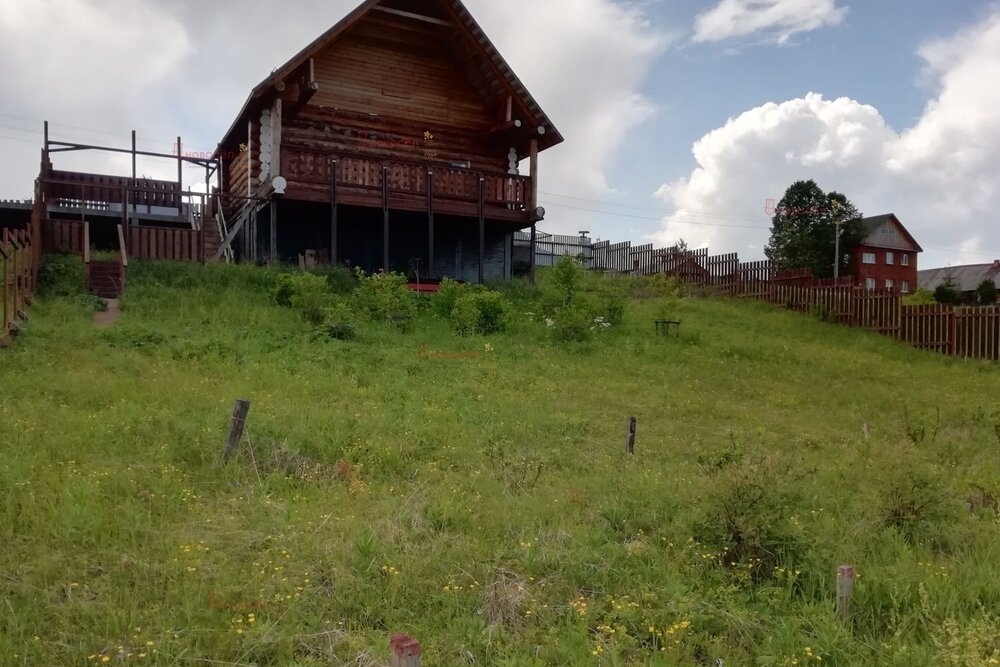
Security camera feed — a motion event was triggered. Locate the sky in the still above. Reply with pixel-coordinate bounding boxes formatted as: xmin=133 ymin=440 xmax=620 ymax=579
xmin=0 ymin=0 xmax=998 ymax=268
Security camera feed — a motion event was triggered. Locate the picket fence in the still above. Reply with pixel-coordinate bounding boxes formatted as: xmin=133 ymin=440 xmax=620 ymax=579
xmin=591 ymin=239 xmax=1000 ymax=363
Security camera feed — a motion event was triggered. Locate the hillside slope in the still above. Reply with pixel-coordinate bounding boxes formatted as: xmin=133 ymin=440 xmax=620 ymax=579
xmin=1 ymin=261 xmax=999 ymax=666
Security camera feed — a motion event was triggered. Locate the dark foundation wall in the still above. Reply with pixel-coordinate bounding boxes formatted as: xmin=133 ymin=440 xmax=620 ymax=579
xmin=273 ymin=200 xmax=512 ymax=281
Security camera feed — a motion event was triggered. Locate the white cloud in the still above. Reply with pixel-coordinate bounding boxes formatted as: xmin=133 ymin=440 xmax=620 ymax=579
xmin=693 ymin=0 xmax=848 ymax=45
xmin=0 ymin=0 xmax=668 ymax=230
xmin=655 ymin=11 xmax=1000 ymax=267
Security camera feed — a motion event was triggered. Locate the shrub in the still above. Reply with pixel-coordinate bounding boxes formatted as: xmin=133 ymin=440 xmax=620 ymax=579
xmin=434 ymin=277 xmax=463 ymax=318
xmin=974 ymin=279 xmax=998 ymax=305
xmin=879 ymin=463 xmax=950 ymax=544
xmin=589 ymin=276 xmax=630 ymax=325
xmin=320 ymin=300 xmax=358 ymax=341
xmin=540 ymin=255 xmax=586 ymax=309
xmin=352 ymin=269 xmax=416 ymax=328
xmin=38 ymin=254 xmax=84 ymax=297
xmin=307 ymin=265 xmax=358 ymax=295
xmin=548 ymin=302 xmax=594 ymax=343
xmin=904 ymin=288 xmax=937 ymax=306
xmin=273 ymin=273 xmax=332 ymax=325
xmin=452 ymin=290 xmax=513 ymax=335
xmin=934 ymin=277 xmax=963 ymax=306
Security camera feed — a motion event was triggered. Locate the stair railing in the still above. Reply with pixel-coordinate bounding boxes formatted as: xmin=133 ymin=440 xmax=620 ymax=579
xmin=83 ymin=220 xmax=91 ymax=293
xmin=117 ymin=223 xmax=128 ymax=296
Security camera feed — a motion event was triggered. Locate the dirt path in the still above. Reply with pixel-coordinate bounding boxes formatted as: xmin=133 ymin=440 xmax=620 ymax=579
xmin=94 ymin=299 xmax=121 ymax=328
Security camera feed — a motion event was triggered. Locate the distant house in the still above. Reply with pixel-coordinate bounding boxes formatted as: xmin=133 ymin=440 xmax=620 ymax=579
xmin=853 ymin=214 xmax=922 ymax=293
xmin=918 ymin=261 xmax=1000 ymax=296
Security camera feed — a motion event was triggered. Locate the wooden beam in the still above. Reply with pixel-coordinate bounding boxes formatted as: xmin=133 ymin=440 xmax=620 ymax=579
xmin=270 ymin=200 xmax=278 ymax=264
xmin=382 ymin=165 xmax=390 ymax=272
xmin=427 ymin=170 xmax=435 ymax=278
xmin=529 ymin=224 xmax=536 ymax=285
xmin=529 ymin=138 xmax=539 ymax=217
xmin=373 ymin=6 xmax=452 ymax=26
xmin=330 ymin=160 xmax=338 ymax=264
xmin=478 ymin=177 xmax=485 ymax=284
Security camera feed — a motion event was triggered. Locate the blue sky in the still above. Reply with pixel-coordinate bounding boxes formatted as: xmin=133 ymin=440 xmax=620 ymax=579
xmin=544 ymin=0 xmax=999 ymax=261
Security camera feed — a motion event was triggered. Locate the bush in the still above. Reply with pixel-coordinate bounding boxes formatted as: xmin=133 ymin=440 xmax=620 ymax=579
xmin=38 ymin=254 xmax=84 ymax=297
xmin=540 ymin=255 xmax=586 ymax=310
xmin=434 ymin=277 xmax=463 ymax=318
xmin=904 ymin=288 xmax=937 ymax=306
xmin=307 ymin=265 xmax=358 ymax=295
xmin=974 ymin=280 xmax=998 ymax=306
xmin=548 ymin=302 xmax=594 ymax=343
xmin=273 ymin=273 xmax=331 ymax=325
xmin=320 ymin=300 xmax=358 ymax=341
xmin=589 ymin=276 xmax=629 ymax=325
xmin=452 ymin=290 xmax=513 ymax=336
xmin=352 ymin=270 xmax=416 ymax=328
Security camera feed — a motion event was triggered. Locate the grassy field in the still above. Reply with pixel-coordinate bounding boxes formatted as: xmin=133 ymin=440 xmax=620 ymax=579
xmin=1 ymin=258 xmax=999 ymax=666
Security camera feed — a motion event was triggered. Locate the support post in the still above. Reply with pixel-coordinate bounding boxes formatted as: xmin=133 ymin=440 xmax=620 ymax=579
xmin=625 ymin=416 xmax=637 ymax=454
xmin=529 ymin=224 xmax=537 ymax=285
xmin=2 ymin=228 xmax=9 ymax=336
xmin=529 ymin=137 xmax=539 ymax=213
xmin=269 ymin=199 xmax=278 ymax=264
xmin=427 ymin=170 xmax=434 ymax=277
xmin=223 ymin=399 xmax=251 ymax=462
xmin=176 ymin=135 xmax=183 ymax=190
xmin=836 ymin=565 xmax=855 ymax=620
xmin=382 ymin=165 xmax=390 ymax=272
xmin=330 ymin=159 xmax=338 ymax=264
xmin=478 ymin=176 xmax=485 ymax=284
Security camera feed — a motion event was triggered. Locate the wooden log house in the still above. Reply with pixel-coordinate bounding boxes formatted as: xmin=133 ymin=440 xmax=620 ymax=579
xmin=213 ymin=0 xmax=563 ymax=282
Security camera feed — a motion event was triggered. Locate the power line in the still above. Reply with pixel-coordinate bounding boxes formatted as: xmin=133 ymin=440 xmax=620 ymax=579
xmin=540 ymin=200 xmax=770 ymax=230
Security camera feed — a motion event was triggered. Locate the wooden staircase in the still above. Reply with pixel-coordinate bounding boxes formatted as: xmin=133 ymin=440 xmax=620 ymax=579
xmin=87 ymin=260 xmax=124 ymax=298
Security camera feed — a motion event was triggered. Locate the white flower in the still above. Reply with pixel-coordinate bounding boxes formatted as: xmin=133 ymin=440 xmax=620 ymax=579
xmin=544 ymin=318 xmax=556 ymax=328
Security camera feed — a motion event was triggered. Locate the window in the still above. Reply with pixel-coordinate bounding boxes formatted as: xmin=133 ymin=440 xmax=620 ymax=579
xmin=885 ymin=279 xmax=894 ymax=290
xmin=901 ymin=254 xmax=910 ymax=267
xmin=862 ymin=252 xmax=876 ymax=264
xmin=866 ymin=277 xmax=876 ymax=290
xmin=901 ymin=281 xmax=910 ymax=294
xmin=886 ymin=252 xmax=895 ymax=265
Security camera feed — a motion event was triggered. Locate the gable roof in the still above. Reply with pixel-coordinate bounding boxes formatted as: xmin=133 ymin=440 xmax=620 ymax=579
xmin=216 ymin=0 xmax=563 ymax=157
xmin=918 ymin=263 xmax=1000 ymax=292
xmin=859 ymin=213 xmax=924 ymax=253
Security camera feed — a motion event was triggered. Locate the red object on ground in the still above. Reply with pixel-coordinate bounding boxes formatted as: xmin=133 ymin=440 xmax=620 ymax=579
xmin=391 ymin=633 xmax=422 ymax=659
xmin=408 ymin=282 xmax=440 ymax=293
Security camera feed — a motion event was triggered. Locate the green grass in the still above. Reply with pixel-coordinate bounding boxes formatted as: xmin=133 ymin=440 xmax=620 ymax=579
xmin=2 ymin=259 xmax=1000 ymax=666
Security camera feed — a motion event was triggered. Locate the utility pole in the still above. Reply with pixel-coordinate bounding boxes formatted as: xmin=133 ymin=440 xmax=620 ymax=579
xmin=832 ymin=199 xmax=844 ymax=281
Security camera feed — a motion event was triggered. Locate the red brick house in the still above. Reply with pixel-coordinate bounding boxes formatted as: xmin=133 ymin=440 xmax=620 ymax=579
xmin=853 ymin=214 xmax=922 ymax=293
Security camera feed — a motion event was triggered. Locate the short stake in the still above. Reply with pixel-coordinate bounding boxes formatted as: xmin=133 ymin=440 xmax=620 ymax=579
xmin=390 ymin=634 xmax=421 ymax=667
xmin=223 ymin=399 xmax=251 ymax=463
xmin=626 ymin=416 xmax=637 ymax=455
xmin=836 ymin=565 xmax=855 ymax=620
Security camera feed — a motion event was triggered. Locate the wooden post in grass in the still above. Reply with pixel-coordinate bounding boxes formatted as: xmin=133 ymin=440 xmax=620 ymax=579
xmin=223 ymin=399 xmax=251 ymax=462
xmin=836 ymin=565 xmax=855 ymax=620
xmin=625 ymin=416 xmax=637 ymax=454
xmin=390 ymin=634 xmax=421 ymax=667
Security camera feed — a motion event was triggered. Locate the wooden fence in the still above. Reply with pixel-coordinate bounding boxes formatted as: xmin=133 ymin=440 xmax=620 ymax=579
xmin=42 ymin=220 xmax=204 ymax=263
xmin=590 ymin=239 xmax=1000 ymax=363
xmin=1 ymin=226 xmax=38 ymax=346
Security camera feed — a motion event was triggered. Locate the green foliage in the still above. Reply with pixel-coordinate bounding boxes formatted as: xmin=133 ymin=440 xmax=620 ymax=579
xmin=4 ymin=259 xmax=1000 ymax=665
xmin=273 ymin=272 xmax=331 ymax=325
xmin=306 ymin=264 xmax=358 ymax=295
xmin=765 ymin=180 xmax=865 ymax=278
xmin=548 ymin=302 xmax=595 ymax=342
xmin=37 ymin=254 xmax=84 ymax=297
xmin=352 ymin=269 xmax=416 ymax=328
xmin=934 ymin=277 xmax=964 ymax=306
xmin=541 ymin=255 xmax=586 ymax=309
xmin=433 ymin=277 xmax=463 ymax=318
xmin=904 ymin=288 xmax=937 ymax=305
xmin=451 ymin=290 xmax=513 ymax=336
xmin=974 ymin=279 xmax=998 ymax=306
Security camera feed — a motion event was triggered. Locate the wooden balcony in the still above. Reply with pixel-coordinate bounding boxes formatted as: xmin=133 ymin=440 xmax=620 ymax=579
xmin=280 ymin=148 xmax=535 ymax=224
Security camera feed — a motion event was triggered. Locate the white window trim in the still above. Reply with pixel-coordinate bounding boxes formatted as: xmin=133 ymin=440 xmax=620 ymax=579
xmin=885 ymin=279 xmax=895 ymax=290
xmin=866 ymin=277 xmax=876 ymax=290
xmin=862 ymin=252 xmax=876 ymax=265
xmin=901 ymin=254 xmax=910 ymax=267
xmin=901 ymin=281 xmax=910 ymax=294
xmin=886 ymin=252 xmax=895 ymax=265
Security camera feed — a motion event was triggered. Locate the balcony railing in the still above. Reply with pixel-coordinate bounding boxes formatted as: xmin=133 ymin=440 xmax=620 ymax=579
xmin=281 ymin=148 xmax=532 ymax=217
